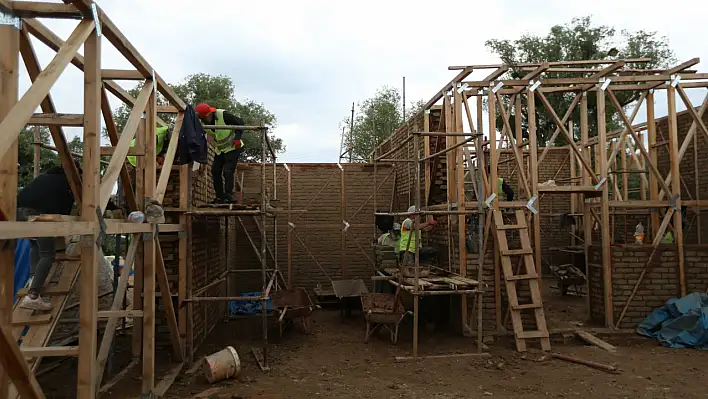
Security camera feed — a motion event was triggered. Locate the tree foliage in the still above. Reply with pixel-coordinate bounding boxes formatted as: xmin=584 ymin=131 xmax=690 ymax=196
xmin=342 ymin=86 xmax=425 ymax=161
xmin=108 ymin=73 xmax=284 ymax=162
xmin=17 ymin=127 xmax=58 ymax=188
xmin=485 ymin=16 xmax=676 ymax=146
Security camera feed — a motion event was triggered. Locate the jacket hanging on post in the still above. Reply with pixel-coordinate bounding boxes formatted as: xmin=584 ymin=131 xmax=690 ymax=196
xmin=175 ymin=104 xmax=208 ymax=165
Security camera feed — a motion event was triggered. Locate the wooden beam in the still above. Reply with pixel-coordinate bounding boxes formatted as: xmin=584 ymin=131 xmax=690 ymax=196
xmin=99 ymin=146 xmax=142 ymax=156
xmin=155 ymin=112 xmax=184 ymax=203
xmin=69 ymin=1 xmax=186 ymax=110
xmin=0 ymin=221 xmax=97 ymax=239
xmin=23 ymin=19 xmax=169 ymax=127
xmin=0 ymin=19 xmax=94 ymax=162
xmin=155 ymin=244 xmax=184 ymax=361
xmin=21 ymin=346 xmax=79 ymax=358
xmin=667 ymin=86 xmax=686 ymax=297
xmin=0 ymin=324 xmax=44 ymax=399
xmin=99 ymin=81 xmax=153 ymax=211
xmin=596 ymin=89 xmax=613 ymax=328
xmin=101 ymin=68 xmax=143 ymax=80
xmin=26 ymin=112 xmax=83 ymax=126
xmin=76 ymin=25 xmax=101 ymax=399
xmin=11 ymin=1 xmax=80 ymax=18
xmin=100 ymin=86 xmax=138 ymax=212
xmin=19 ymin=27 xmax=83 ymax=204
xmin=0 ymin=18 xmax=20 ymax=398
xmin=94 ymin=235 xmax=141 ymax=391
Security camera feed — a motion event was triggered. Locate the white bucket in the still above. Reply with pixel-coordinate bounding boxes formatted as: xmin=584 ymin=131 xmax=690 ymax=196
xmin=202 ymin=346 xmax=241 ymax=383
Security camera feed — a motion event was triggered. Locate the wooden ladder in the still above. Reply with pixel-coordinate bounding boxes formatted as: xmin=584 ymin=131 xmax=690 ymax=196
xmin=11 ymin=237 xmax=82 ymax=374
xmin=492 ymin=208 xmax=551 ymax=352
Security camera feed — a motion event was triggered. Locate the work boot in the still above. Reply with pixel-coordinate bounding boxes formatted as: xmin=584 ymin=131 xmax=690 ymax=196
xmin=20 ymin=295 xmax=53 ymax=311
xmin=209 ymin=198 xmax=225 ymax=205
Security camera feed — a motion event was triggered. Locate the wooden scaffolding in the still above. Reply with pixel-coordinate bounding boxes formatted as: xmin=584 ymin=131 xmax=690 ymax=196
xmin=372 ymin=56 xmax=708 ymax=352
xmin=0 ymin=1 xmax=276 ymax=398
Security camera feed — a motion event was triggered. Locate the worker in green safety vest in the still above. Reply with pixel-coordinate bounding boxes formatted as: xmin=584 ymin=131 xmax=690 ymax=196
xmin=397 ymin=206 xmax=438 ymax=265
xmin=195 ymin=103 xmax=245 ymax=204
xmin=485 ymin=165 xmax=515 ymax=201
xmin=127 ymin=125 xmax=170 ymax=167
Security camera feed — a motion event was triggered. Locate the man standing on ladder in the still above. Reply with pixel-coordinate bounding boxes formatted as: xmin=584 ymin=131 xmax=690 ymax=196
xmin=195 ymin=103 xmax=245 ymax=204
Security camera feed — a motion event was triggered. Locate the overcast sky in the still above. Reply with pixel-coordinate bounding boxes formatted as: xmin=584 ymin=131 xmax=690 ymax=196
xmin=21 ymin=0 xmax=708 ymax=163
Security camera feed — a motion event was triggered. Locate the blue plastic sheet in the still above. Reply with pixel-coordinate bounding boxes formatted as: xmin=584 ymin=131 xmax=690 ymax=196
xmin=14 ymin=239 xmax=31 ymax=300
xmin=637 ymin=292 xmax=708 ymax=349
xmin=228 ymin=292 xmax=273 ymax=316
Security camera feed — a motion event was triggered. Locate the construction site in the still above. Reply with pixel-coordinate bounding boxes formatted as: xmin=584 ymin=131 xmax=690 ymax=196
xmin=1 ymin=1 xmax=708 ymax=398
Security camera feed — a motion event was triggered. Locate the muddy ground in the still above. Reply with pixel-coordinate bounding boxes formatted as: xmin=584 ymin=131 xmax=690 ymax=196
xmin=37 ymin=285 xmax=707 ymax=398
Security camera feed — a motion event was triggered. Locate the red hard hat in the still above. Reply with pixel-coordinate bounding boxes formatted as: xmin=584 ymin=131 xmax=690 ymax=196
xmin=195 ymin=103 xmax=216 ymax=118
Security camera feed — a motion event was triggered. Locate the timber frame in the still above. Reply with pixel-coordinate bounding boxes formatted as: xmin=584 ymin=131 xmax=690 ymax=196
xmin=0 ymin=1 xmax=273 ymax=398
xmin=373 ymin=56 xmax=708 ymax=346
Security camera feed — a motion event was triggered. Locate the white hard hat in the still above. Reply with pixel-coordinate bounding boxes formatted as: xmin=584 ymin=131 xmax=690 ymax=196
xmin=393 ymin=222 xmax=401 ymax=230
xmin=407 ymin=205 xmax=418 ymax=213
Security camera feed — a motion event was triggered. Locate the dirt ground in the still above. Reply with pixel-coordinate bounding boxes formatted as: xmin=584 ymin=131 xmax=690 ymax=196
xmin=35 ymin=286 xmax=707 ymax=399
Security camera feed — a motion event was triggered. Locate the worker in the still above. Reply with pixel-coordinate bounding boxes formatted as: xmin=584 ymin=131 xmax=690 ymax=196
xmin=397 ymin=206 xmax=437 ymax=265
xmin=377 ymin=223 xmax=401 ymax=247
xmin=16 ymin=162 xmax=118 ymax=311
xmin=127 ymin=125 xmax=170 ymax=167
xmin=195 ymin=103 xmax=245 ymax=204
xmin=485 ymin=165 xmax=514 ymax=201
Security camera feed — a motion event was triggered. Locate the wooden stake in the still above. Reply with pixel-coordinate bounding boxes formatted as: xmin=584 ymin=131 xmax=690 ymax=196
xmin=77 ymin=25 xmax=100 ymax=399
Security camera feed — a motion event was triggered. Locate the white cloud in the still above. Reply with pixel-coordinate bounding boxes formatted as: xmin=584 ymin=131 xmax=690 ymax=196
xmin=15 ymin=0 xmax=708 ymax=163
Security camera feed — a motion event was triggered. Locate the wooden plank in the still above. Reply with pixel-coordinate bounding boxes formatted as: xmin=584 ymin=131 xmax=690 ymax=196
xmin=19 ymin=28 xmax=83 ymax=205
xmin=596 ymin=89 xmax=613 ymax=328
xmin=155 ymin=112 xmax=184 ymax=203
xmin=100 ymin=87 xmax=138 ymax=212
xmin=94 ymin=235 xmax=140 ymax=391
xmin=153 ymin=362 xmax=184 ymax=397
xmin=99 ymin=146 xmax=142 ymax=156
xmin=156 ymin=244 xmax=184 ymax=361
xmin=0 ymin=324 xmax=44 ymax=399
xmin=101 ymin=69 xmax=143 ymax=80
xmin=21 ymin=346 xmax=79 ymax=358
xmin=97 ymin=310 xmax=143 ymax=319
xmin=142 ymin=88 xmax=158 ymax=394
xmin=0 ymin=19 xmax=94 ymax=162
xmin=26 ymin=113 xmax=83 ymax=126
xmin=11 ymin=314 xmax=52 ymax=326
xmin=0 ymin=221 xmax=97 ymax=240
xmin=0 ymin=19 xmax=19 ymax=397
xmin=99 ymin=81 xmax=153 ymax=211
xmin=575 ymin=331 xmax=616 ymax=353
xmin=76 ymin=25 xmax=101 ymax=399
xmin=10 ymin=1 xmax=80 ymax=19
xmin=667 ymin=86 xmax=686 ymax=297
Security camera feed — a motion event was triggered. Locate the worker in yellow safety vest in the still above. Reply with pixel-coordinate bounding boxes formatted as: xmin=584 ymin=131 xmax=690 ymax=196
xmin=397 ymin=206 xmax=438 ymax=265
xmin=127 ymin=125 xmax=170 ymax=167
xmin=195 ymin=103 xmax=245 ymax=204
xmin=485 ymin=165 xmax=515 ymax=201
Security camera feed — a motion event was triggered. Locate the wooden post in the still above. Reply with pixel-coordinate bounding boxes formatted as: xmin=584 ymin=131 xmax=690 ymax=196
xmin=528 ymin=90 xmax=541 ymax=278
xmin=488 ymin=86 xmax=502 ymax=332
xmin=286 ymin=165 xmax=293 ymax=288
xmin=142 ymin=86 xmax=157 ymax=395
xmin=454 ymin=87 xmax=468 ymax=329
xmin=647 ymin=91 xmax=659 ymax=238
xmin=667 ymin=86 xmax=686 ymax=297
xmin=0 ymin=16 xmax=20 ymax=398
xmin=132 ymin=111 xmax=146 ymax=358
xmin=596 ymin=88 xmax=613 ymax=328
xmin=569 ymin=138 xmax=576 ymax=246
xmin=580 ymin=93 xmax=592 ymax=319
xmin=77 ymin=24 xmax=100 ymax=399
xmin=178 ymin=165 xmax=188 ymax=353
xmin=340 ymin=164 xmax=347 ymax=278
xmin=33 ymin=126 xmax=40 ymax=177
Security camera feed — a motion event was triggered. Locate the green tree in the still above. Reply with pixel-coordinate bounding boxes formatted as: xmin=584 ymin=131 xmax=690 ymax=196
xmin=485 ymin=16 xmax=676 ymax=146
xmin=17 ymin=127 xmax=59 ymax=188
xmin=109 ymin=73 xmax=284 ymax=163
xmin=342 ymin=86 xmax=424 ymax=161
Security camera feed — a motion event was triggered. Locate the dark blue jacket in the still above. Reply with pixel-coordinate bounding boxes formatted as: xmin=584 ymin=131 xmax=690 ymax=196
xmin=176 ymin=104 xmax=208 ymax=165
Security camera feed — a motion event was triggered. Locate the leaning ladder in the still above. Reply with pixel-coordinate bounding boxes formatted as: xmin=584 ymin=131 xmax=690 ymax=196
xmin=492 ymin=208 xmax=551 ymax=352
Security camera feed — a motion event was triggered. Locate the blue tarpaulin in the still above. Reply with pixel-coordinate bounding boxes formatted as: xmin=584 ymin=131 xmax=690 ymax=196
xmin=14 ymin=239 xmax=31 ymax=300
xmin=637 ymin=292 xmax=708 ymax=349
xmin=228 ymin=292 xmax=273 ymax=316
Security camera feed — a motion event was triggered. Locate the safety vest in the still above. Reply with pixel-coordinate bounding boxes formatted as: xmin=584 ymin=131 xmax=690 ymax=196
xmin=662 ymin=232 xmax=674 ymax=244
xmin=396 ymin=218 xmax=422 ymax=253
xmin=204 ymin=109 xmax=237 ymax=155
xmin=497 ymin=178 xmax=504 ymax=195
xmin=128 ymin=126 xmax=169 ymax=166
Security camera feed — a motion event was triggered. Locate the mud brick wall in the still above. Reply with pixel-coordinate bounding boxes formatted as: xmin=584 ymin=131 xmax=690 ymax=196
xmin=656 ymin=107 xmax=708 ymax=244
xmin=587 ymin=244 xmax=708 ymax=328
xmin=374 ymin=109 xmax=447 ymax=209
xmin=231 ymin=163 xmax=394 ymax=294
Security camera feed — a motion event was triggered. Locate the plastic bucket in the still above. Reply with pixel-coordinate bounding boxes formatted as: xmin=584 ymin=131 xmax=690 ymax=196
xmin=202 ymin=346 xmax=241 ymax=383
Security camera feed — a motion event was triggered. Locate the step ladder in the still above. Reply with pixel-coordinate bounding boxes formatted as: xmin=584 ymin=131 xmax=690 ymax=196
xmin=492 ymin=208 xmax=551 ymax=352
xmin=11 ymin=237 xmax=82 ymax=375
